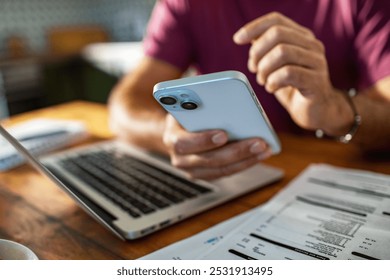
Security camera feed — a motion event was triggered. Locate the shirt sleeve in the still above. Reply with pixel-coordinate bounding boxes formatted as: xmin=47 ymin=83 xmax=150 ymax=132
xmin=354 ymin=0 xmax=390 ymax=89
xmin=143 ymin=0 xmax=193 ymax=71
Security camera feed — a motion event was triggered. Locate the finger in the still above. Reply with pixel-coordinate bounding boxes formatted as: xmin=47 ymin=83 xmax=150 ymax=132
xmin=255 ymin=44 xmax=326 ymax=85
xmin=172 ymin=138 xmax=268 ymax=169
xmin=165 ymin=129 xmax=229 ymax=155
xmin=273 ymin=86 xmax=295 ymax=109
xmin=233 ymin=12 xmax=313 ymax=44
xmin=163 ymin=115 xmax=228 ymax=154
xmin=247 ymin=26 xmax=324 ymax=72
xmin=183 ymin=149 xmax=273 ymax=181
xmin=264 ymin=65 xmax=320 ymax=96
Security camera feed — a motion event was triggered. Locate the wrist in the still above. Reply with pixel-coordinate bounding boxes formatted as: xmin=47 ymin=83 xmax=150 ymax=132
xmin=316 ymin=88 xmax=361 ymax=143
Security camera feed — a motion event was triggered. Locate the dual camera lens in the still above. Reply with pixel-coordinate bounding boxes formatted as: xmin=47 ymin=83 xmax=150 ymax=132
xmin=159 ymin=96 xmax=198 ymax=110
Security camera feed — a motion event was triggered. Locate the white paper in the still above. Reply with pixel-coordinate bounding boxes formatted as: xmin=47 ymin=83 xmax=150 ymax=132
xmin=140 ymin=208 xmax=258 ymax=260
xmin=0 ymin=118 xmax=88 ymax=171
xmin=201 ymin=164 xmax=390 ymax=260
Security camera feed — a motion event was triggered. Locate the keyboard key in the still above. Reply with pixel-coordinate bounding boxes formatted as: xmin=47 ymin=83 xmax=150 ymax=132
xmin=58 ymin=148 xmax=213 ymax=218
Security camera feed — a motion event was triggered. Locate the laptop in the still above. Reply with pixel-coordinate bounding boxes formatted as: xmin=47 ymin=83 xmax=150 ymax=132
xmin=0 ymin=124 xmax=283 ymax=240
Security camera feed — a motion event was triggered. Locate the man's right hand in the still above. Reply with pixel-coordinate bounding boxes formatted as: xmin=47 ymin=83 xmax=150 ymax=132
xmin=163 ymin=114 xmax=272 ymax=180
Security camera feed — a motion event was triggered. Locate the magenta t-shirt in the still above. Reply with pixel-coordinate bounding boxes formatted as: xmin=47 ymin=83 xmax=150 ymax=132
xmin=144 ymin=0 xmax=390 ymax=133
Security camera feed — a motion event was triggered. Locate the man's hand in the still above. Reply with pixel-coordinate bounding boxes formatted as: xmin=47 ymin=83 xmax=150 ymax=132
xmin=163 ymin=115 xmax=272 ymax=180
xmin=233 ymin=12 xmax=354 ymax=136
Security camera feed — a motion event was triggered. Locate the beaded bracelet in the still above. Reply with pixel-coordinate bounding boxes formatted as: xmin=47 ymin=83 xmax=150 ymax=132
xmin=315 ymin=88 xmax=362 ymax=144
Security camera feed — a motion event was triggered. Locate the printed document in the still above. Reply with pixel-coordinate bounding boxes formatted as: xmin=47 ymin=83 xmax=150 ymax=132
xmin=142 ymin=164 xmax=390 ymax=260
xmin=202 ymin=164 xmax=390 ymax=260
xmin=140 ymin=208 xmax=257 ymax=259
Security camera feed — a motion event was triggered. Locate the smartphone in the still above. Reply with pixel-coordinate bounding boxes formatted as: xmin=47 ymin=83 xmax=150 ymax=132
xmin=153 ymin=70 xmax=281 ymax=154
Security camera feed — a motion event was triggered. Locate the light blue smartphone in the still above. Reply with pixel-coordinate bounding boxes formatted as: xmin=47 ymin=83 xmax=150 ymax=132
xmin=153 ymin=70 xmax=281 ymax=154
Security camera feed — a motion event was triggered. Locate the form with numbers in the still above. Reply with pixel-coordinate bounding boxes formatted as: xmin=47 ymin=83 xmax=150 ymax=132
xmin=201 ymin=164 xmax=390 ymax=260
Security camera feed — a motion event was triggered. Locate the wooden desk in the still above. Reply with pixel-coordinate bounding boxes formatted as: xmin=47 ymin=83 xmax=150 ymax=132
xmin=0 ymin=101 xmax=389 ymax=259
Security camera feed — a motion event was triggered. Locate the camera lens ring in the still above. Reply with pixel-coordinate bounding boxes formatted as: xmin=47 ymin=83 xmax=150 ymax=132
xmin=159 ymin=96 xmax=177 ymax=105
xmin=181 ymin=101 xmax=198 ymax=110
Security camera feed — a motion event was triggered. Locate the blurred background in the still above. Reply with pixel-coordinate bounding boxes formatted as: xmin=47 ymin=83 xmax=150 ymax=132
xmin=0 ymin=0 xmax=156 ymax=116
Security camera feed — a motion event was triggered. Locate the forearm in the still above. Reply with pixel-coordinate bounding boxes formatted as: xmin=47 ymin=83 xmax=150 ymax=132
xmin=320 ymin=84 xmax=390 ymax=151
xmin=108 ymin=57 xmax=183 ymax=155
xmin=352 ymin=94 xmax=390 ymax=151
xmin=108 ymin=87 xmax=168 ymax=154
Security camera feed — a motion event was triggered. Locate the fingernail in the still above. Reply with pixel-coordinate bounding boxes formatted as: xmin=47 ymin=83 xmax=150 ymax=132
xmin=248 ymin=62 xmax=257 ymax=73
xmin=250 ymin=141 xmax=266 ymax=154
xmin=258 ymin=75 xmax=265 ymax=86
xmin=212 ymin=132 xmax=227 ymax=145
xmin=257 ymin=149 xmax=273 ymax=160
xmin=233 ymin=28 xmax=247 ymax=43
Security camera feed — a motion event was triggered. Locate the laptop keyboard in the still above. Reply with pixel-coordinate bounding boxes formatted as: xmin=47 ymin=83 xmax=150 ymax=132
xmin=56 ymin=149 xmax=213 ymax=218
